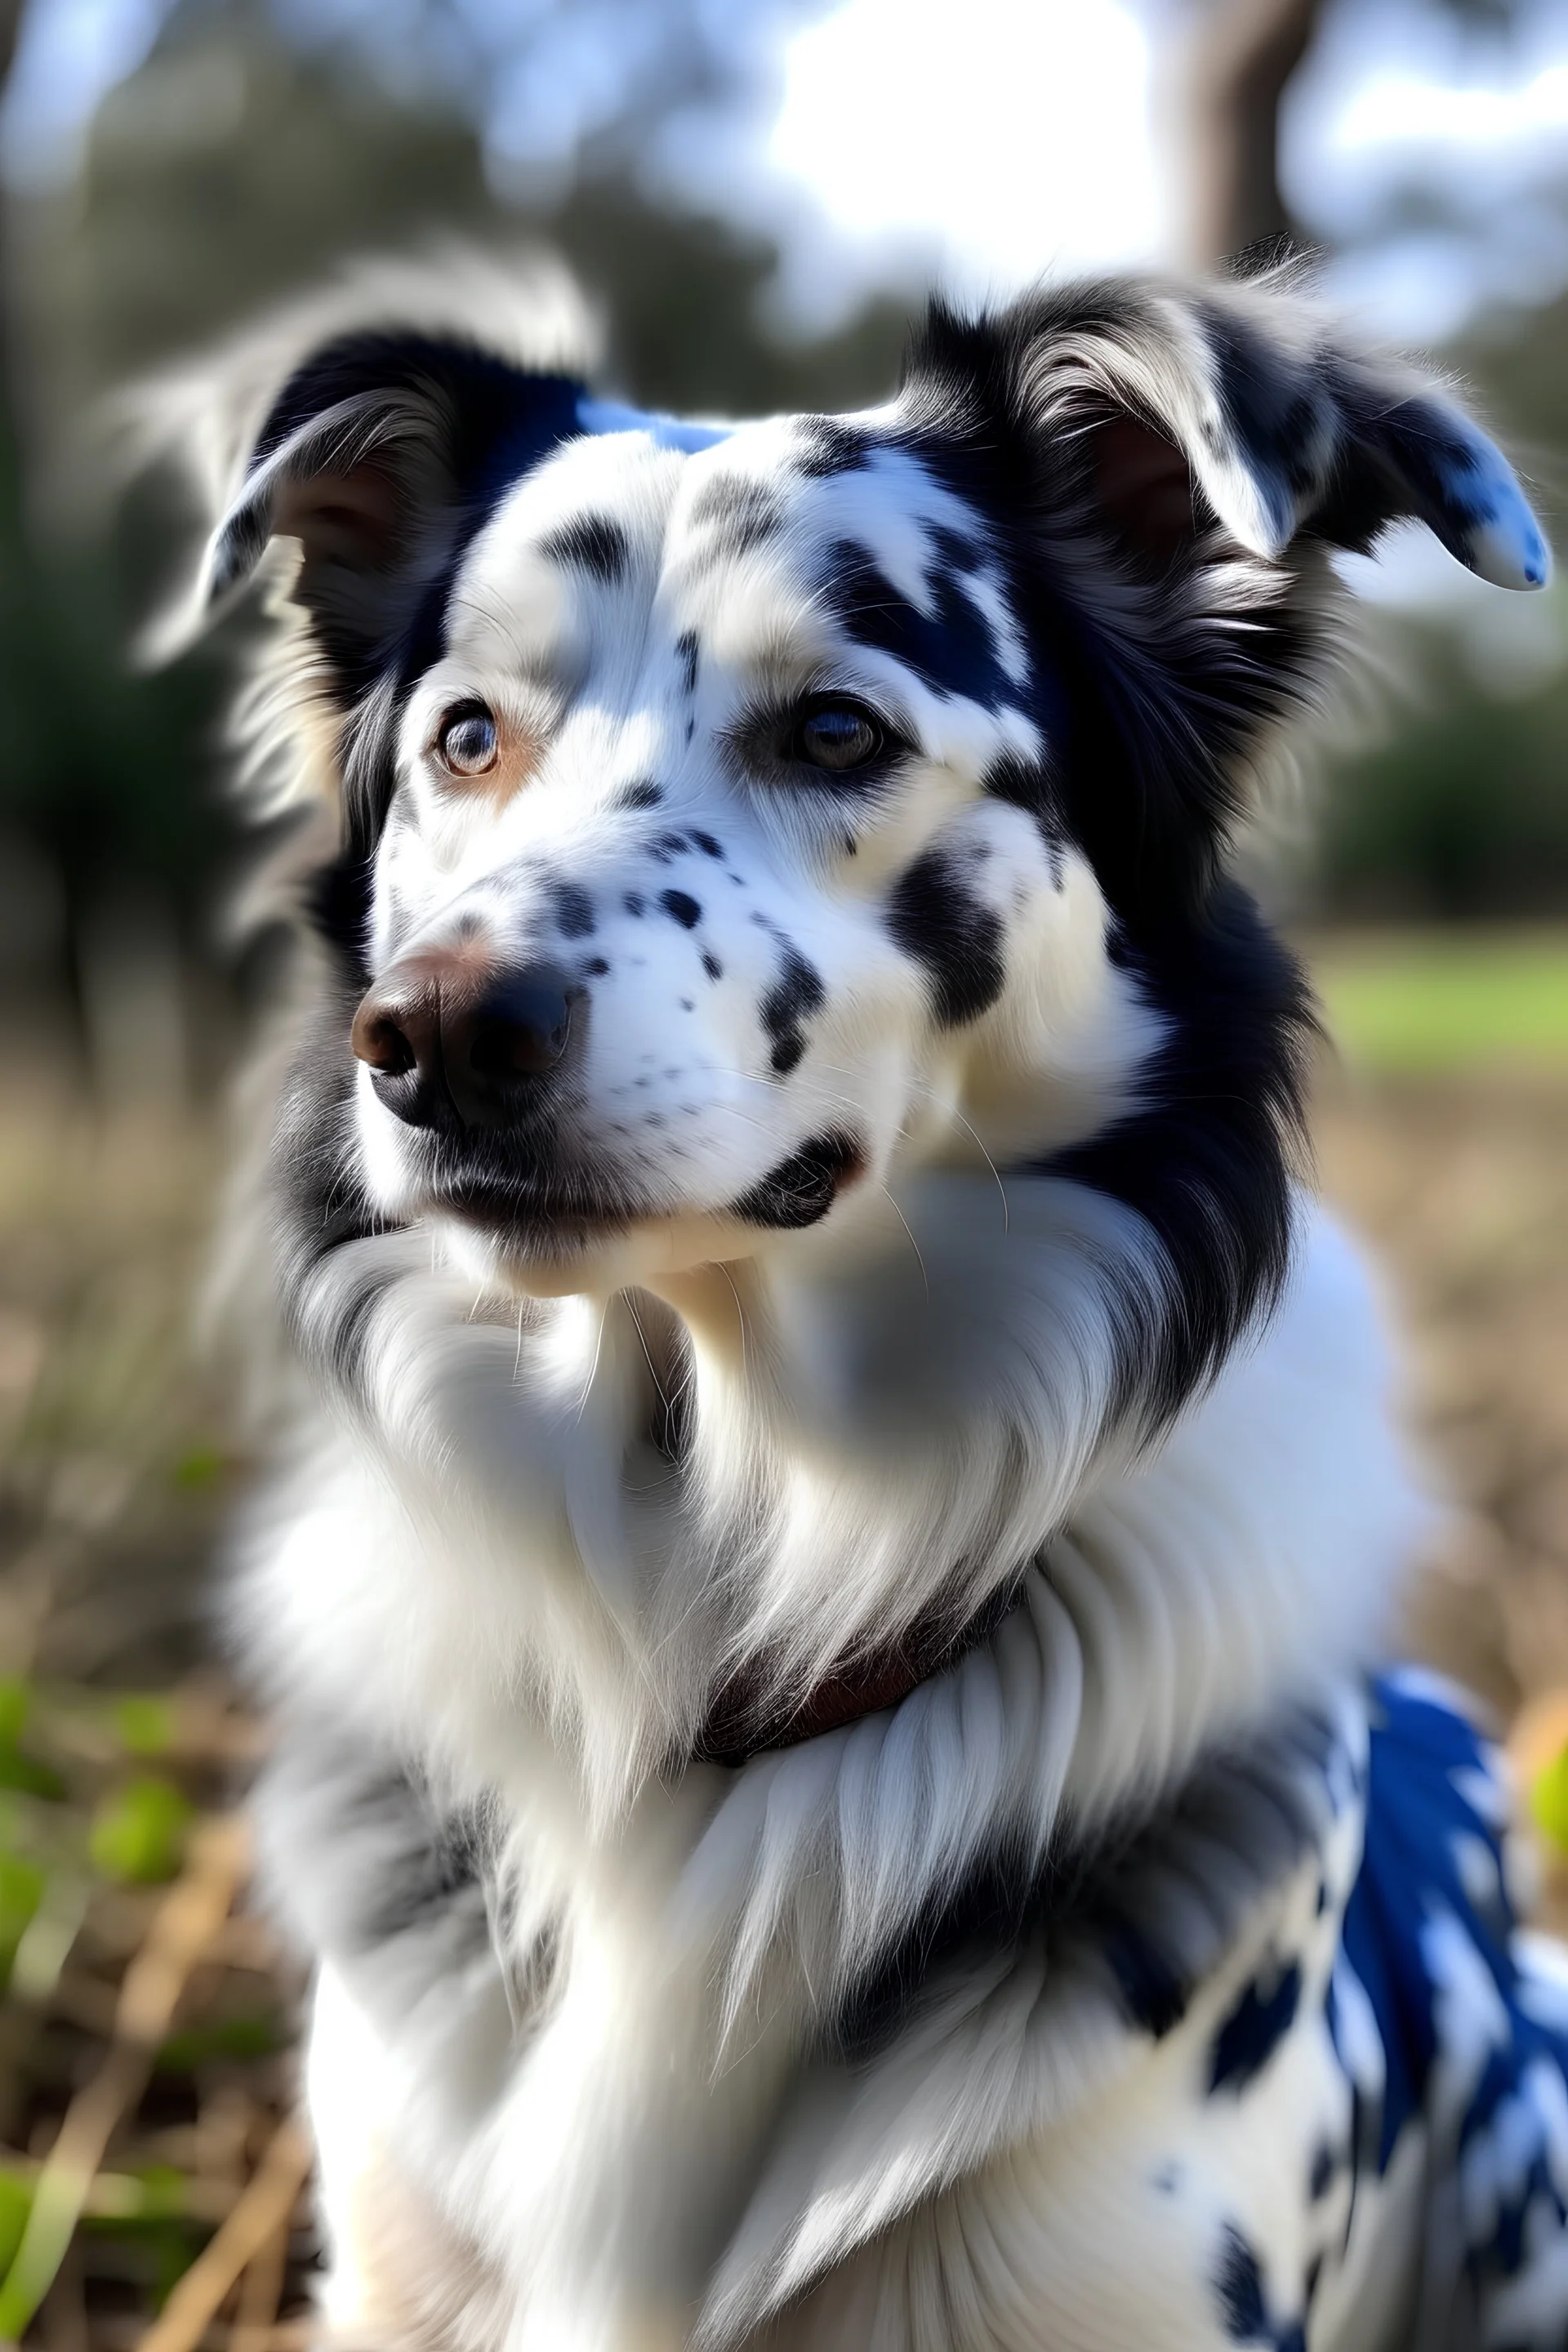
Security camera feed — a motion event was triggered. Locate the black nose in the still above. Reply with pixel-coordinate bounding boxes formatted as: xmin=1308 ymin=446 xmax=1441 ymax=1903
xmin=351 ymin=960 xmax=577 ymax=1129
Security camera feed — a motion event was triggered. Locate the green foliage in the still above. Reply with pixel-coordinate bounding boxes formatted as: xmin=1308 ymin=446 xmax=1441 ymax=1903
xmin=1315 ymin=650 xmax=1568 ymax=919
xmin=1531 ymin=1742 xmax=1568 ymax=1854
xmin=88 ymin=1775 xmax=194 ymax=1884
xmin=0 ymin=1855 xmax=46 ymax=1976
xmin=1315 ymin=931 xmax=1568 ymax=1071
xmin=0 ymin=2173 xmax=31 ymax=2278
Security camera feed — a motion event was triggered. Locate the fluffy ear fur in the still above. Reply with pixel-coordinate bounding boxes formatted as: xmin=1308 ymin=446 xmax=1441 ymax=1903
xmin=131 ymin=250 xmax=599 ymax=839
xmin=903 ymin=271 xmax=1550 ymax=913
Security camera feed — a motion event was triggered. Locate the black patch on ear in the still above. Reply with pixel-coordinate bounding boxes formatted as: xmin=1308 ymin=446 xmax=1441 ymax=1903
xmin=733 ymin=1129 xmax=863 ymax=1227
xmin=760 ymin=946 xmax=825 ymax=1076
xmin=1040 ymin=886 xmax=1316 ymax=1437
xmin=539 ymin=512 xmax=630 ymax=584
xmin=886 ymin=850 xmax=1004 ymax=1027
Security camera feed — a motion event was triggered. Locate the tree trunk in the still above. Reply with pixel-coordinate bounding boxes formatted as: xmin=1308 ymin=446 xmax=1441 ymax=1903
xmin=1178 ymin=0 xmax=1324 ymax=269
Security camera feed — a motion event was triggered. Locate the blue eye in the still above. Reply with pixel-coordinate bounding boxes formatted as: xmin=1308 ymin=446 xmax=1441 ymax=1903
xmin=791 ymin=701 xmax=884 ymax=773
xmin=437 ymin=703 xmax=499 ymax=777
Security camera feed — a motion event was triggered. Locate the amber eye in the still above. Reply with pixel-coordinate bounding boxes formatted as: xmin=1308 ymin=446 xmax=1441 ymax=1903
xmin=436 ymin=702 xmax=499 ymax=777
xmin=790 ymin=699 xmax=884 ymax=773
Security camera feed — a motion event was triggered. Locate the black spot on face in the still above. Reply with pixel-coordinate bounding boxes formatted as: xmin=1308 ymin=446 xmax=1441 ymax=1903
xmin=702 ymin=951 xmax=723 ymax=982
xmin=550 ymin=881 xmax=595 ymax=939
xmin=692 ymin=831 xmax=723 ymax=858
xmin=657 ymin=832 xmax=688 ymax=857
xmin=661 ymin=890 xmax=702 ymax=929
xmin=886 ymin=850 xmax=1004 ymax=1027
xmin=983 ymin=750 xmax=1059 ymax=845
xmin=825 ymin=535 xmax=1018 ymax=712
xmin=624 ymin=893 xmax=646 ymax=917
xmin=676 ymin=630 xmax=699 ymax=697
xmin=760 ymin=945 xmax=825 ymax=1077
xmin=613 ymin=779 xmax=662 ymax=812
xmin=732 ymin=1129 xmax=863 ymax=1227
xmin=584 ymin=957 xmax=609 ymax=978
xmin=538 ymin=512 xmax=630 ymax=584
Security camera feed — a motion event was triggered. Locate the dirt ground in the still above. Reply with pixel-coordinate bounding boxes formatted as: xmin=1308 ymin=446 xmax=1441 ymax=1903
xmin=0 ymin=1050 xmax=1565 ymax=2344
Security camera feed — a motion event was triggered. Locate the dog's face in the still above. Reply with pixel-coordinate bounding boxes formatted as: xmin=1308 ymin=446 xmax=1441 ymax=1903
xmin=198 ymin=271 xmax=1548 ymax=1312
xmin=349 ymin=412 xmax=1152 ymax=1285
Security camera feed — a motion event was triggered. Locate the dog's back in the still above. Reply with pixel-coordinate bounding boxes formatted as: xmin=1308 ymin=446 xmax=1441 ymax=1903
xmin=155 ymin=253 xmax=1568 ymax=2348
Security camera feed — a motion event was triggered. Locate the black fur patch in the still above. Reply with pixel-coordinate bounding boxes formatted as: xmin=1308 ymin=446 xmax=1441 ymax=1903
xmin=835 ymin=1704 xmax=1332 ymax=2061
xmin=795 ymin=416 xmax=872 ymax=477
xmin=759 ymin=944 xmax=825 ymax=1076
xmin=538 ymin=512 xmax=630 ymax=583
xmin=660 ymin=889 xmax=701 ymax=929
xmin=550 ymin=880 xmax=596 ymax=938
xmin=1209 ymin=1959 xmax=1303 ymax=2094
xmin=676 ymin=630 xmax=700 ymax=697
xmin=688 ymin=474 xmax=782 ymax=558
xmin=732 ymin=1129 xmax=863 ymax=1228
xmin=824 ymin=537 xmax=1018 ymax=713
xmin=886 ymin=850 xmax=1004 ymax=1027
xmin=1040 ymin=886 xmax=1316 ymax=1438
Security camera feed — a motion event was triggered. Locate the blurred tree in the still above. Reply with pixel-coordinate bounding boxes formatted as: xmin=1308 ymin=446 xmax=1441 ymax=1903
xmin=1173 ymin=0 xmax=1538 ymax=270
xmin=1178 ymin=0 xmax=1321 ymax=266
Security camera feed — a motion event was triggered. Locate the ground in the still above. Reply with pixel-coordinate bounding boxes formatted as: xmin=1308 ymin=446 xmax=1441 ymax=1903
xmin=1 ymin=931 xmax=1566 ymax=2346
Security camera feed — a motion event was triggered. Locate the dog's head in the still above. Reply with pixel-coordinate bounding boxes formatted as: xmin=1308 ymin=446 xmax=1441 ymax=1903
xmin=180 ymin=259 xmax=1546 ymax=1393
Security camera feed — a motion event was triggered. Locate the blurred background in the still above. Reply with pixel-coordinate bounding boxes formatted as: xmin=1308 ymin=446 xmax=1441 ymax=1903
xmin=0 ymin=0 xmax=1565 ymax=2339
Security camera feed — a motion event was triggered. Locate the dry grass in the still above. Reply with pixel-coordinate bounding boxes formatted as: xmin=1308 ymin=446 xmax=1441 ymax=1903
xmin=0 ymin=1031 xmax=1566 ymax=2342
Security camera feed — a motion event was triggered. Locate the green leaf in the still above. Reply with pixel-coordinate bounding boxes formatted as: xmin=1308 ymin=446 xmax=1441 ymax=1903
xmin=0 ymin=1682 xmax=29 ymax=1750
xmin=0 ymin=1854 xmax=46 ymax=1968
xmin=89 ymin=1778 xmax=194 ymax=1884
xmin=156 ymin=2012 xmax=278 ymax=2071
xmin=111 ymin=1694 xmax=178 ymax=1757
xmin=171 ymin=1443 xmax=227 ymax=1492
xmin=1532 ymin=1745 xmax=1568 ymax=1855
xmin=0 ymin=2172 xmax=31 ymax=2275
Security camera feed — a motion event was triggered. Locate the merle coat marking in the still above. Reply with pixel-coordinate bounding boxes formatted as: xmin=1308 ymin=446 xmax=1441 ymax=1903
xmin=152 ymin=248 xmax=1567 ymax=2350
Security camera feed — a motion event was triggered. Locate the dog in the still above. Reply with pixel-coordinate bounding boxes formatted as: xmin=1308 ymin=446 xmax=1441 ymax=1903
xmin=153 ymin=249 xmax=1568 ymax=2349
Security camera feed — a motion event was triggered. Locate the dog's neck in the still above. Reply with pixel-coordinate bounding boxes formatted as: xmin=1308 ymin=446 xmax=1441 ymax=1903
xmin=265 ymin=1175 xmax=1421 ymax=1958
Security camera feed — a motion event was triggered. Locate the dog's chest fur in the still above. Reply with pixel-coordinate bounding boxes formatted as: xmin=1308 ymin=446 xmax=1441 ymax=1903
xmin=170 ymin=256 xmax=1568 ymax=2348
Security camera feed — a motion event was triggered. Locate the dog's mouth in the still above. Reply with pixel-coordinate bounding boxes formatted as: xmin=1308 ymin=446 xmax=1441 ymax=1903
xmin=417 ymin=1128 xmax=869 ymax=1279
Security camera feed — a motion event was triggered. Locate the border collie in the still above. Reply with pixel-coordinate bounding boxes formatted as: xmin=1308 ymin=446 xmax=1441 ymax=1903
xmin=154 ymin=251 xmax=1568 ymax=2350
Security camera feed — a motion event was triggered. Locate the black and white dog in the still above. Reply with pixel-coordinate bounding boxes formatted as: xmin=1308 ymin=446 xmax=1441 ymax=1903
xmin=159 ymin=252 xmax=1568 ymax=2349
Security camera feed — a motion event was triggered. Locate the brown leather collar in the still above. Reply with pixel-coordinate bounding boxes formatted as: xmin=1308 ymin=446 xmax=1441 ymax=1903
xmin=693 ymin=1580 xmax=1023 ymax=1769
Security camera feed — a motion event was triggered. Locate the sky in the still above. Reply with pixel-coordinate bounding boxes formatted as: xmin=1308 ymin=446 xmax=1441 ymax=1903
xmin=7 ymin=0 xmax=1568 ymax=345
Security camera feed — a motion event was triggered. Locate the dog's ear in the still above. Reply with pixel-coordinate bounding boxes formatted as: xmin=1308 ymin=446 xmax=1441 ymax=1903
xmin=1052 ymin=278 xmax=1550 ymax=592
xmin=133 ymin=252 xmax=599 ymax=694
xmin=906 ymin=277 xmax=1548 ymax=910
xmin=196 ymin=330 xmax=587 ymax=700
